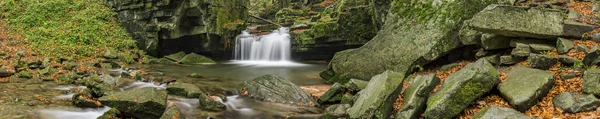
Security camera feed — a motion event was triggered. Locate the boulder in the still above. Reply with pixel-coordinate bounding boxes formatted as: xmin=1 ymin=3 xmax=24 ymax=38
xmin=563 ymin=21 xmax=598 ymax=39
xmin=340 ymin=93 xmax=354 ymax=105
xmin=164 ymin=52 xmax=186 ymax=62
xmin=238 ymin=75 xmax=317 ymax=107
xmin=558 ymin=55 xmax=580 ymax=66
xmin=511 ymin=43 xmax=531 ymax=57
xmin=498 ymin=66 xmax=555 ymax=111
xmin=395 ymin=74 xmax=440 ymax=119
xmin=323 ymin=104 xmax=351 ymax=119
xmin=320 ymin=0 xmax=512 ymax=83
xmin=80 ymin=75 xmax=113 ymax=97
xmin=160 ymin=105 xmax=186 ymax=119
xmin=98 ymin=87 xmax=167 ymax=119
xmin=72 ymin=89 xmax=102 ymax=108
xmin=97 ymin=108 xmax=121 ymax=119
xmin=553 ymin=92 xmax=600 ymax=113
xmin=179 ymin=53 xmax=216 ymax=64
xmin=482 ymin=54 xmax=501 ymax=65
xmin=527 ymin=54 xmax=558 ymax=70
xmin=198 ymin=93 xmax=226 ymax=111
xmin=348 ymin=70 xmax=404 ymax=119
xmin=424 ymin=59 xmax=500 ymax=119
xmin=583 ymin=69 xmax=600 ymax=96
xmin=459 ymin=20 xmax=483 ymax=45
xmin=318 ymin=83 xmax=345 ymax=104
xmin=481 ymin=33 xmax=511 ymax=50
xmin=166 ymin=82 xmax=203 ymax=98
xmin=576 ymin=44 xmax=590 ymax=52
xmin=344 ymin=79 xmax=368 ymax=92
xmin=471 ymin=106 xmax=535 ymax=119
xmin=470 ymin=5 xmax=563 ymax=39
xmin=500 ymin=55 xmax=524 ymax=65
xmin=583 ymin=46 xmax=600 ymax=66
xmin=557 ymin=38 xmax=574 ymax=53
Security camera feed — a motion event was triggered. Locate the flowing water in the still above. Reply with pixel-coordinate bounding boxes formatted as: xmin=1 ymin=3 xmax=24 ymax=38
xmin=26 ymin=27 xmax=327 ymax=118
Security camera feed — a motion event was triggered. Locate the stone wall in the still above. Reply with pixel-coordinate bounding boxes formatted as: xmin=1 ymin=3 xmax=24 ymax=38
xmin=106 ymin=0 xmax=248 ymax=58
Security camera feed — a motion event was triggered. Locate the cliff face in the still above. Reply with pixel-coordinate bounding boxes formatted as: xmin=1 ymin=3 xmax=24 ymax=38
xmin=106 ymin=0 xmax=248 ymax=58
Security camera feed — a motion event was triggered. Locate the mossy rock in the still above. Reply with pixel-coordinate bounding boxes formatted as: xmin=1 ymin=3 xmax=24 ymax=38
xmin=166 ymin=82 xmax=203 ymax=98
xmin=98 ymin=87 xmax=167 ymax=119
xmin=159 ymin=105 xmax=185 ymax=119
xmin=179 ymin=53 xmax=216 ymax=64
xmin=164 ymin=51 xmax=187 ymax=62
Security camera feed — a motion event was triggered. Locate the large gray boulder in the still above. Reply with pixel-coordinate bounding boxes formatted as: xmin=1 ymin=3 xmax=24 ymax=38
xmin=424 ymin=59 xmax=500 ymax=119
xmin=553 ymin=92 xmax=600 ymax=113
xmin=471 ymin=106 xmax=535 ymax=119
xmin=470 ymin=5 xmax=563 ymax=39
xmin=348 ymin=70 xmax=404 ymax=119
xmin=583 ymin=69 xmax=600 ymax=96
xmin=238 ymin=75 xmax=317 ymax=107
xmin=498 ymin=66 xmax=555 ymax=111
xmin=98 ymin=87 xmax=168 ymax=119
xmin=320 ymin=0 xmax=512 ymax=83
xmin=395 ymin=74 xmax=440 ymax=119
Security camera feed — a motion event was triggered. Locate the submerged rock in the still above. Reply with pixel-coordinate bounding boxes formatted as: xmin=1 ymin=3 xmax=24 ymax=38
xmin=348 ymin=70 xmax=404 ymax=119
xmin=238 ymin=75 xmax=317 ymax=107
xmin=318 ymin=83 xmax=345 ymax=104
xmin=320 ymin=0 xmax=511 ymax=83
xmin=527 ymin=54 xmax=558 ymax=70
xmin=160 ymin=105 xmax=186 ymax=119
xmin=98 ymin=87 xmax=167 ymax=119
xmin=425 ymin=59 xmax=500 ymax=119
xmin=583 ymin=69 xmax=600 ymax=96
xmin=471 ymin=106 xmax=534 ymax=119
xmin=470 ymin=5 xmax=563 ymax=39
xmin=179 ymin=53 xmax=216 ymax=64
xmin=395 ymin=74 xmax=440 ymax=119
xmin=323 ymin=104 xmax=351 ymax=119
xmin=498 ymin=66 xmax=555 ymax=111
xmin=553 ymin=92 xmax=600 ymax=113
xmin=166 ymin=82 xmax=203 ymax=98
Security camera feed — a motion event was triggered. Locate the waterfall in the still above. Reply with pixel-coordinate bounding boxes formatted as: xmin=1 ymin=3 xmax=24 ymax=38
xmin=234 ymin=27 xmax=291 ymax=61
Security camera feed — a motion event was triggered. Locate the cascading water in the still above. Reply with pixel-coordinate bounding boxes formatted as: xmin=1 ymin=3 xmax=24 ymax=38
xmin=234 ymin=27 xmax=291 ymax=61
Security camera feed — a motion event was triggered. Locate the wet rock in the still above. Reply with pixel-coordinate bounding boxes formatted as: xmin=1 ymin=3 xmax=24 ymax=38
xmin=72 ymin=89 xmax=102 ymax=108
xmin=0 ymin=68 xmax=13 ymax=77
xmin=198 ymin=93 xmax=226 ymax=111
xmin=166 ymin=82 xmax=202 ymax=98
xmin=470 ymin=5 xmax=563 ymax=39
xmin=238 ymin=75 xmax=317 ymax=106
xmin=558 ymin=55 xmax=580 ymax=66
xmin=395 ymin=74 xmax=440 ymax=119
xmin=98 ymin=87 xmax=167 ymax=119
xmin=320 ymin=0 xmax=512 ymax=83
xmin=553 ymin=92 xmax=600 ymax=113
xmin=583 ymin=69 xmax=600 ymax=96
xmin=471 ymin=106 xmax=534 ymax=119
xmin=179 ymin=53 xmax=216 ymax=64
xmin=188 ymin=73 xmax=202 ymax=78
xmin=97 ymin=108 xmax=121 ymax=119
xmin=18 ymin=71 xmax=32 ymax=79
xmin=511 ymin=43 xmax=531 ymax=57
xmin=103 ymin=49 xmax=119 ymax=59
xmin=481 ymin=33 xmax=511 ymax=50
xmin=563 ymin=21 xmax=598 ymax=39
xmin=318 ymin=83 xmax=345 ymax=104
xmin=164 ymin=51 xmax=186 ymax=62
xmin=424 ymin=59 xmax=500 ymax=119
xmin=159 ymin=105 xmax=186 ymax=119
xmin=459 ymin=20 xmax=483 ymax=45
xmin=348 ymin=70 xmax=404 ymax=119
xmin=323 ymin=104 xmax=350 ymax=119
xmin=344 ymin=79 xmax=368 ymax=92
xmin=80 ymin=75 xmax=113 ymax=97
xmin=500 ymin=55 xmax=524 ymax=65
xmin=499 ymin=66 xmax=555 ymax=111
xmin=583 ymin=46 xmax=600 ymax=66
xmin=527 ymin=54 xmax=558 ymax=70
xmin=557 ymin=38 xmax=574 ymax=53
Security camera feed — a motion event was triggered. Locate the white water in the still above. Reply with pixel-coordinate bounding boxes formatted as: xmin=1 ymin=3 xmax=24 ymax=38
xmin=121 ymin=81 xmax=166 ymax=90
xmin=55 ymin=94 xmax=74 ymax=100
xmin=234 ymin=27 xmax=292 ymax=61
xmin=52 ymin=86 xmax=87 ymax=91
xmin=37 ymin=107 xmax=110 ymax=119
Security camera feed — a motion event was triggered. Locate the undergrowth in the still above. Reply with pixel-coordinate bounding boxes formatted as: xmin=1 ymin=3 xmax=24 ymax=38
xmin=0 ymin=0 xmax=136 ymax=59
